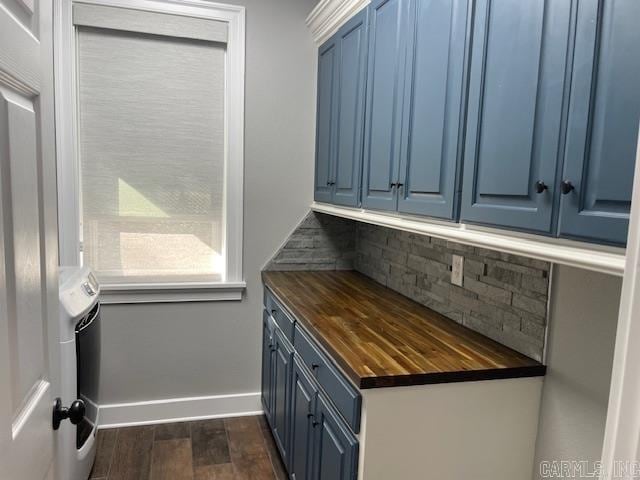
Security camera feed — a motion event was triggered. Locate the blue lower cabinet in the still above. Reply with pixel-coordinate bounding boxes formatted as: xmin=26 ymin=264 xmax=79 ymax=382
xmin=312 ymin=395 xmax=359 ymax=480
xmin=556 ymin=0 xmax=640 ymax=246
xmin=261 ymin=311 xmax=275 ymax=426
xmin=272 ymin=328 xmax=294 ymax=462
xmin=262 ymin=291 xmax=359 ymax=480
xmin=289 ymin=357 xmax=318 ymax=480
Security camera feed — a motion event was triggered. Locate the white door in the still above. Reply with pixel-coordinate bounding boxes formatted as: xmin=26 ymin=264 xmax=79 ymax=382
xmin=0 ymin=0 xmax=61 ymax=478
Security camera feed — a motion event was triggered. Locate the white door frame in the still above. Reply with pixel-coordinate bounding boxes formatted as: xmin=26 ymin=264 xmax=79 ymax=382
xmin=600 ymin=126 xmax=640 ymax=477
xmin=0 ymin=0 xmax=61 ymax=478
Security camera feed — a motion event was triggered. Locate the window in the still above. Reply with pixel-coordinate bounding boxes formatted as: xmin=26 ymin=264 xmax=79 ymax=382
xmin=56 ymin=0 xmax=245 ymax=301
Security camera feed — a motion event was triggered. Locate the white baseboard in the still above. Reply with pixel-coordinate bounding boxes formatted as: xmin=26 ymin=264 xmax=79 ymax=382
xmin=98 ymin=392 xmax=262 ymax=429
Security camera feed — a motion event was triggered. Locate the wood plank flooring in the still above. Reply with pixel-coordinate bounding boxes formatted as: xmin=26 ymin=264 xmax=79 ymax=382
xmin=90 ymin=416 xmax=287 ymax=480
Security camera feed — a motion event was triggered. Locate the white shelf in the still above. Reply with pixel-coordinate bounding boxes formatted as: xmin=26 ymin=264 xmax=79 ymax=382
xmin=311 ymin=202 xmax=626 ymax=276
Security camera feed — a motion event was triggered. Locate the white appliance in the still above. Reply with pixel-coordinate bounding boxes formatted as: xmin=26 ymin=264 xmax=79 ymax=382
xmin=57 ymin=266 xmax=101 ymax=480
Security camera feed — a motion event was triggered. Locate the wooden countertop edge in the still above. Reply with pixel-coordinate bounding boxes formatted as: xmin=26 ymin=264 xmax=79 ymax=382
xmin=358 ymin=365 xmax=547 ymax=389
xmin=262 ymin=273 xmax=546 ymax=390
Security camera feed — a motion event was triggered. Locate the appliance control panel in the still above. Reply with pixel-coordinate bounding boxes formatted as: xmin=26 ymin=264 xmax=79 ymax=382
xmin=59 ymin=266 xmax=101 ymax=321
xmin=82 ymin=273 xmax=99 ymax=296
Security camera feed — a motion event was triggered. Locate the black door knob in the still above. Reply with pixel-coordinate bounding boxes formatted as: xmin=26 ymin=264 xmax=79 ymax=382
xmin=560 ymin=180 xmax=575 ymax=195
xmin=52 ymin=397 xmax=86 ymax=430
xmin=534 ymin=181 xmax=548 ymax=194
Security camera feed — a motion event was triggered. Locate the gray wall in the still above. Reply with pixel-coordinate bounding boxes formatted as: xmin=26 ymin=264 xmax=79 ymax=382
xmin=532 ymin=266 xmax=622 ymax=478
xmin=98 ymin=0 xmax=319 ymax=404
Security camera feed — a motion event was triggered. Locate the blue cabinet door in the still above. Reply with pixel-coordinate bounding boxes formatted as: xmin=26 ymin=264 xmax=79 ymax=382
xmin=261 ymin=312 xmax=275 ymax=426
xmin=272 ymin=328 xmax=293 ymax=463
xmin=397 ymin=0 xmax=470 ymax=220
xmin=460 ymin=0 xmax=572 ymax=233
xmin=333 ymin=9 xmax=369 ymax=207
xmin=361 ymin=0 xmax=410 ymax=211
xmin=312 ymin=394 xmax=359 ymax=480
xmin=557 ymin=0 xmax=640 ymax=245
xmin=314 ymin=35 xmax=339 ymax=203
xmin=289 ymin=357 xmax=318 ymax=480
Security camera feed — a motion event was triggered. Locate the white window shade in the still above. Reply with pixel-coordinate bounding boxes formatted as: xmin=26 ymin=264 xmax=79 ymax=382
xmin=76 ymin=24 xmax=227 ymax=284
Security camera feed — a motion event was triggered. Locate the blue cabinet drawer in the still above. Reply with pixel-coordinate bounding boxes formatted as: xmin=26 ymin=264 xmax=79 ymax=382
xmin=294 ymin=324 xmax=361 ymax=433
xmin=265 ymin=289 xmax=295 ymax=343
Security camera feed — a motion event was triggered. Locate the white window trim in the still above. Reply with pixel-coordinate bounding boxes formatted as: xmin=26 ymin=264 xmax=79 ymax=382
xmin=54 ymin=0 xmax=246 ymax=302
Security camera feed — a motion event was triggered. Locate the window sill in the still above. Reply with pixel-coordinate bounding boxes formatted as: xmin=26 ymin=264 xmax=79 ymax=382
xmin=99 ymin=281 xmax=246 ymax=304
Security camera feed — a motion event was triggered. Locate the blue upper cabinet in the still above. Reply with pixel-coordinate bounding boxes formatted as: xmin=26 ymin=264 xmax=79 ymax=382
xmin=460 ymin=0 xmax=573 ymax=233
xmin=361 ymin=0 xmax=410 ymax=211
xmin=314 ymin=36 xmax=339 ymax=204
xmin=314 ymin=0 xmax=639 ymax=247
xmin=557 ymin=0 xmax=640 ymax=246
xmin=396 ymin=0 xmax=470 ymax=220
xmin=314 ymin=9 xmax=369 ymax=207
xmin=333 ymin=10 xmax=369 ymax=207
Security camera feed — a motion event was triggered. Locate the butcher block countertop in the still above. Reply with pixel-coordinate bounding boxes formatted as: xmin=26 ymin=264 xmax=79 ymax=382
xmin=262 ymin=270 xmax=546 ymax=389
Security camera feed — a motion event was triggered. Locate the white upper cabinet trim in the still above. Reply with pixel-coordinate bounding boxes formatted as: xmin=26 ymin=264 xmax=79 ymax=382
xmin=306 ymin=0 xmax=370 ymax=45
xmin=311 ymin=202 xmax=626 ymax=276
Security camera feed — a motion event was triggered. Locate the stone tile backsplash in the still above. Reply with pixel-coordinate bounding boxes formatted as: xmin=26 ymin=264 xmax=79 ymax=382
xmin=266 ymin=212 xmax=550 ymax=361
xmin=354 ymin=223 xmax=550 ymax=361
xmin=265 ymin=212 xmax=356 ymax=271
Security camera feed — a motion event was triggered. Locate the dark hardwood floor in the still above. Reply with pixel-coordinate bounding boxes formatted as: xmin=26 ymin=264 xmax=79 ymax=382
xmin=90 ymin=415 xmax=287 ymax=480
